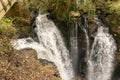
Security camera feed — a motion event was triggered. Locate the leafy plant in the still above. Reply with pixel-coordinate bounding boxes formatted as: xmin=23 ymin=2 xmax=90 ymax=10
xmin=23 ymin=0 xmax=120 ymax=22
xmin=109 ymin=0 xmax=120 ymax=15
xmin=0 ymin=18 xmax=17 ymax=38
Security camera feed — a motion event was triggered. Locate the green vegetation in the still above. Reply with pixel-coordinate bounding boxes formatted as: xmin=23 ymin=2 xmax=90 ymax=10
xmin=0 ymin=18 xmax=17 ymax=38
xmin=109 ymin=0 xmax=120 ymax=15
xmin=0 ymin=18 xmax=17 ymax=55
xmin=23 ymin=0 xmax=120 ymax=21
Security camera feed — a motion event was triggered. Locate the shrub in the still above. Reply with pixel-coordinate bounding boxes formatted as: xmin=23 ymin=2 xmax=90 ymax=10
xmin=0 ymin=18 xmax=17 ymax=38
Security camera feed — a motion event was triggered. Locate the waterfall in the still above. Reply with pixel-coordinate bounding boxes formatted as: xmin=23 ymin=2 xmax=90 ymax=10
xmin=12 ymin=12 xmax=117 ymax=80
xmin=69 ymin=15 xmax=90 ymax=79
xmin=12 ymin=13 xmax=76 ymax=80
xmin=70 ymin=21 xmax=78 ymax=74
xmin=87 ymin=17 xmax=117 ymax=80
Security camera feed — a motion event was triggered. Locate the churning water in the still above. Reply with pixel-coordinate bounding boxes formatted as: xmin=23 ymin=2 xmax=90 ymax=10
xmin=87 ymin=18 xmax=117 ymax=80
xmin=12 ymin=13 xmax=76 ymax=80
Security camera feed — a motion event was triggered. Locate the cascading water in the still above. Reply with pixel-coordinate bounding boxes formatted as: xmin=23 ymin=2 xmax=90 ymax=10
xmin=70 ymin=21 xmax=78 ymax=72
xmin=87 ymin=17 xmax=117 ymax=80
xmin=69 ymin=15 xmax=90 ymax=79
xmin=12 ymin=13 xmax=76 ymax=80
xmin=12 ymin=12 xmax=117 ymax=80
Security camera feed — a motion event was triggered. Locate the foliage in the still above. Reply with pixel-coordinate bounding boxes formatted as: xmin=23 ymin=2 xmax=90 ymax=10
xmin=0 ymin=18 xmax=17 ymax=55
xmin=109 ymin=0 xmax=120 ymax=15
xmin=23 ymin=0 xmax=73 ymax=21
xmin=50 ymin=0 xmax=73 ymax=21
xmin=76 ymin=0 xmax=96 ymax=18
xmin=23 ymin=0 xmax=120 ymax=21
xmin=0 ymin=18 xmax=17 ymax=38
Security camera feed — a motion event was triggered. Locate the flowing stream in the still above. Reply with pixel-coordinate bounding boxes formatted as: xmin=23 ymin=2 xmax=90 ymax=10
xmin=12 ymin=13 xmax=76 ymax=80
xmin=87 ymin=17 xmax=117 ymax=80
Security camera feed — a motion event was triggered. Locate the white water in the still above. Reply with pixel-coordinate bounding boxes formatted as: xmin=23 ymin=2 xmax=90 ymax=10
xmin=12 ymin=13 xmax=76 ymax=80
xmin=70 ymin=22 xmax=78 ymax=72
xmin=87 ymin=19 xmax=117 ymax=80
xmin=12 ymin=13 xmax=117 ymax=80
